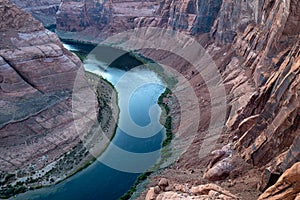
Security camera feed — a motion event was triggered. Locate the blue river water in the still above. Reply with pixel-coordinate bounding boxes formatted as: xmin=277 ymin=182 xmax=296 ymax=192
xmin=14 ymin=43 xmax=166 ymax=200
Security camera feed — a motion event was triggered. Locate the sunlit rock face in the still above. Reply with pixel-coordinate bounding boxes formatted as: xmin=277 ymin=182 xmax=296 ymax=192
xmin=212 ymin=0 xmax=300 ymax=192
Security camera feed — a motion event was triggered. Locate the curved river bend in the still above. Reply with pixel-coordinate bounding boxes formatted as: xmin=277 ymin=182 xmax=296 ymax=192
xmin=14 ymin=42 xmax=166 ymax=200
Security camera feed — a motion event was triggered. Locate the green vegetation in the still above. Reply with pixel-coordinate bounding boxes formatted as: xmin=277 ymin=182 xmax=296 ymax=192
xmin=158 ymin=88 xmax=172 ymax=115
xmin=162 ymin=116 xmax=173 ymax=147
xmin=44 ymin=24 xmax=56 ymax=32
xmin=119 ymin=88 xmax=174 ymax=200
xmin=158 ymin=88 xmax=173 ymax=147
xmin=0 ymin=184 xmax=27 ymax=199
xmin=119 ymin=171 xmax=152 ymax=200
xmin=73 ymin=51 xmax=87 ymax=61
xmin=60 ymin=38 xmax=97 ymax=47
xmin=4 ymin=174 xmax=15 ymax=182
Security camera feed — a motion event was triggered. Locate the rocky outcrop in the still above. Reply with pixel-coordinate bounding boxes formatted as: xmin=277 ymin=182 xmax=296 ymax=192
xmin=0 ymin=0 xmax=84 ymax=169
xmin=145 ymin=180 xmax=238 ymax=200
xmin=135 ymin=0 xmax=299 ymax=199
xmin=219 ymin=0 xmax=300 ymax=192
xmin=155 ymin=0 xmax=222 ymax=33
xmin=10 ymin=0 xmax=60 ymax=26
xmin=0 ymin=0 xmax=116 ymax=197
xmin=203 ymin=144 xmax=234 ymax=181
xmin=56 ymin=0 xmax=160 ymax=41
xmin=258 ymin=162 xmax=300 ymax=200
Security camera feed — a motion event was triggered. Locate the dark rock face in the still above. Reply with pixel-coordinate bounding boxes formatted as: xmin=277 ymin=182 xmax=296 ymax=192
xmin=0 ymin=0 xmax=96 ymax=177
xmin=190 ymin=0 xmax=222 ymax=34
xmin=258 ymin=162 xmax=300 ymax=200
xmin=56 ymin=0 xmax=112 ymax=32
xmin=211 ymin=0 xmax=260 ymax=44
xmin=212 ymin=0 xmax=300 ymax=44
xmin=56 ymin=0 xmax=160 ymax=39
xmin=155 ymin=0 xmax=222 ymax=33
xmin=10 ymin=0 xmax=60 ymax=26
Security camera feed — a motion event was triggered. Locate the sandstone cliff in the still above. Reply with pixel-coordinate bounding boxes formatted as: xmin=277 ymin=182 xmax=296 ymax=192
xmin=4 ymin=0 xmax=300 ymax=199
xmin=138 ymin=0 xmax=300 ymax=199
xmin=0 ymin=0 xmax=117 ymax=197
xmin=10 ymin=0 xmax=60 ymax=26
xmin=216 ymin=0 xmax=300 ymax=192
xmin=56 ymin=0 xmax=160 ymax=41
xmin=155 ymin=0 xmax=222 ymax=34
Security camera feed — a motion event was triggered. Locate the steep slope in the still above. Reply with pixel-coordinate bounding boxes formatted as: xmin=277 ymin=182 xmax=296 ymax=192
xmin=155 ymin=0 xmax=222 ymax=34
xmin=56 ymin=0 xmax=160 ymax=41
xmin=0 ymin=0 xmax=117 ymax=198
xmin=10 ymin=0 xmax=60 ymax=26
xmin=5 ymin=0 xmax=299 ymax=199
xmin=217 ymin=0 xmax=300 ymax=192
xmin=138 ymin=0 xmax=300 ymax=199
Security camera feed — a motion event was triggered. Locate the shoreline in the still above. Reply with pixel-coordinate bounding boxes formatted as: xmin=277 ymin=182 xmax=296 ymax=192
xmin=29 ymin=36 xmax=177 ymax=200
xmin=60 ymin=38 xmax=178 ymax=200
xmin=1 ymin=71 xmax=119 ymax=199
xmin=119 ymin=88 xmax=178 ymax=200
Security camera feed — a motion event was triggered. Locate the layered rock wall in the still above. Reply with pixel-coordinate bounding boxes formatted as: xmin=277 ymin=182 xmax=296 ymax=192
xmin=56 ymin=0 xmax=112 ymax=32
xmin=0 ymin=0 xmax=97 ymax=187
xmin=11 ymin=0 xmax=60 ymax=26
xmin=154 ymin=0 xmax=222 ymax=33
xmin=137 ymin=0 xmax=300 ymax=199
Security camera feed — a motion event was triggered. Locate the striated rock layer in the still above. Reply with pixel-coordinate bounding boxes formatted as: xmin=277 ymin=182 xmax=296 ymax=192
xmin=0 ymin=0 xmax=118 ymax=197
xmin=56 ymin=0 xmax=161 ymax=41
xmin=137 ymin=0 xmax=300 ymax=199
xmin=10 ymin=0 xmax=60 ymax=26
xmin=6 ymin=0 xmax=300 ymax=199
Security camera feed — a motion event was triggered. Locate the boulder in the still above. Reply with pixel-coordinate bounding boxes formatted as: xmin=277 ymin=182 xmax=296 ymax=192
xmin=190 ymin=183 xmax=238 ymax=199
xmin=158 ymin=178 xmax=169 ymax=188
xmin=258 ymin=162 xmax=300 ymax=200
xmin=145 ymin=187 xmax=156 ymax=200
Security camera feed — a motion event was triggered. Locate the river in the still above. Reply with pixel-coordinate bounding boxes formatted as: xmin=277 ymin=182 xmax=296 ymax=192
xmin=14 ymin=42 xmax=166 ymax=199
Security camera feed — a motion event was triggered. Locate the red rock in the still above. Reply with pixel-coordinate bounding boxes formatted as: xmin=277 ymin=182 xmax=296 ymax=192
xmin=145 ymin=187 xmax=156 ymax=200
xmin=11 ymin=0 xmax=60 ymax=26
xmin=258 ymin=162 xmax=300 ymax=200
xmin=0 ymin=0 xmax=98 ymax=185
xmin=158 ymin=178 xmax=169 ymax=189
xmin=190 ymin=183 xmax=238 ymax=199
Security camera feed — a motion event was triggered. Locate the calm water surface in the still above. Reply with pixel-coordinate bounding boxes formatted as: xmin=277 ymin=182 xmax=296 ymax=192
xmin=14 ymin=42 xmax=165 ymax=200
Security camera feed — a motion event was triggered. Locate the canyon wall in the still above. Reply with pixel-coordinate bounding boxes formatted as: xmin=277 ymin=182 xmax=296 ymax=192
xmin=0 ymin=0 xmax=101 ymax=196
xmin=156 ymin=0 xmax=222 ymax=33
xmin=139 ymin=0 xmax=300 ymax=199
xmin=55 ymin=0 xmax=223 ymax=39
xmin=56 ymin=0 xmax=160 ymax=40
xmin=56 ymin=0 xmax=112 ymax=32
xmin=3 ymin=0 xmax=300 ymax=199
xmin=10 ymin=0 xmax=60 ymax=26
xmin=220 ymin=0 xmax=300 ymax=192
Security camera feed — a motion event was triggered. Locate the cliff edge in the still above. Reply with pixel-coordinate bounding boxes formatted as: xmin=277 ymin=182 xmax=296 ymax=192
xmin=0 ymin=0 xmax=118 ymax=198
